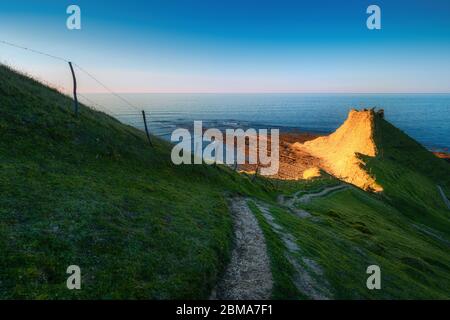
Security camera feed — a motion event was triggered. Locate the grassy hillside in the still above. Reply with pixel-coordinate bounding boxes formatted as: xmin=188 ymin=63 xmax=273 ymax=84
xmin=267 ymin=186 xmax=450 ymax=299
xmin=1 ymin=65 xmax=449 ymax=300
xmin=366 ymin=114 xmax=450 ymax=233
xmin=0 ymin=65 xmax=271 ymax=299
xmin=249 ymin=113 xmax=450 ymax=299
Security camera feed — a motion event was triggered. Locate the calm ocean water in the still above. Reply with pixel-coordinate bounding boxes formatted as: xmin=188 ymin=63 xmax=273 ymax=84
xmin=85 ymin=93 xmax=450 ymax=151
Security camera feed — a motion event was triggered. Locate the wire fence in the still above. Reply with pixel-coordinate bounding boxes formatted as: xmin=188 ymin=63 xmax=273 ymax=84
xmin=0 ymin=40 xmax=248 ymax=168
xmin=0 ymin=40 xmax=288 ymax=187
xmin=0 ymin=39 xmax=152 ymax=144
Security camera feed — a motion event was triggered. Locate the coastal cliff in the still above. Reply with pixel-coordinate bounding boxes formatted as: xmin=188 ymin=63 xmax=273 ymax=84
xmin=295 ymin=109 xmax=383 ymax=192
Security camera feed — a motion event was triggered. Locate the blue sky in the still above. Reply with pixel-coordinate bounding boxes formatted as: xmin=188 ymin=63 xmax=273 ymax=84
xmin=0 ymin=0 xmax=449 ymax=93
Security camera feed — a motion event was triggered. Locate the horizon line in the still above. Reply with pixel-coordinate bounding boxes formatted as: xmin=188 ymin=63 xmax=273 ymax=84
xmin=78 ymin=91 xmax=450 ymax=95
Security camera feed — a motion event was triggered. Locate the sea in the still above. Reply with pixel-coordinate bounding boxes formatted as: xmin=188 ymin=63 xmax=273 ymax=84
xmin=84 ymin=93 xmax=450 ymax=152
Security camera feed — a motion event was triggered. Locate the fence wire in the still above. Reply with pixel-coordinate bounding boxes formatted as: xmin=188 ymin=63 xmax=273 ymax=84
xmin=0 ymin=39 xmax=147 ymax=135
xmin=0 ymin=39 xmax=289 ymax=180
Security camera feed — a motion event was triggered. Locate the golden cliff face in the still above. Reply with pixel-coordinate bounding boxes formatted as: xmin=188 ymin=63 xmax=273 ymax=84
xmin=294 ymin=109 xmax=383 ymax=192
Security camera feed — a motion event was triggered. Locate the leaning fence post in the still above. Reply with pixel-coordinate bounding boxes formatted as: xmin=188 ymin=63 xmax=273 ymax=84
xmin=68 ymin=62 xmax=79 ymax=117
xmin=212 ymin=140 xmax=218 ymax=168
xmin=141 ymin=110 xmax=153 ymax=147
xmin=252 ymin=163 xmax=259 ymax=182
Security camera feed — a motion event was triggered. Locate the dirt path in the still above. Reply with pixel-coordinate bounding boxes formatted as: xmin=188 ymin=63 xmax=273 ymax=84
xmin=213 ymin=184 xmax=345 ymax=300
xmin=277 ymin=184 xmax=350 ymax=219
xmin=296 ymin=184 xmax=350 ymax=204
xmin=212 ymin=197 xmax=273 ymax=300
xmin=277 ymin=194 xmax=311 ymax=218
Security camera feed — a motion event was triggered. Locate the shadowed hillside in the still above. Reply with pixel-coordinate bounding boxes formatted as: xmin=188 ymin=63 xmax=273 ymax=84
xmin=0 ymin=64 xmax=271 ymax=299
xmin=258 ymin=110 xmax=450 ymax=299
xmin=367 ymin=110 xmax=450 ymax=233
xmin=1 ymin=64 xmax=449 ymax=300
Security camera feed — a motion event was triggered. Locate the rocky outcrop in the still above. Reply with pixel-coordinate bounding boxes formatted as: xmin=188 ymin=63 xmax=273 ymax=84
xmin=293 ymin=109 xmax=383 ymax=192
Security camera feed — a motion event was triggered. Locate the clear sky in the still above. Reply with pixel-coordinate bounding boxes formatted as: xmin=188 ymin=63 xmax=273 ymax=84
xmin=0 ymin=0 xmax=449 ymax=93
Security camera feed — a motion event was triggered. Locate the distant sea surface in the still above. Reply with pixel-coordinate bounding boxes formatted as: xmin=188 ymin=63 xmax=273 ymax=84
xmin=85 ymin=93 xmax=450 ymax=151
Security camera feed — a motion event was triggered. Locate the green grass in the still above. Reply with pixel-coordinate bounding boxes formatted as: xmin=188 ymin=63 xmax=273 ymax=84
xmin=366 ymin=114 xmax=450 ymax=233
xmin=1 ymin=64 xmax=449 ymax=299
xmin=241 ymin=113 xmax=450 ymax=299
xmin=301 ymin=187 xmax=450 ymax=299
xmin=249 ymin=113 xmax=450 ymax=299
xmin=247 ymin=200 xmax=304 ymax=300
xmin=0 ymin=65 xmax=270 ymax=299
xmin=270 ymin=172 xmax=340 ymax=196
xmin=254 ymin=183 xmax=450 ymax=299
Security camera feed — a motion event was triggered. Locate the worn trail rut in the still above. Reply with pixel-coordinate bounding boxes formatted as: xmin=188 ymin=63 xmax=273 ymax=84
xmin=255 ymin=201 xmax=332 ymax=299
xmin=214 ymin=185 xmax=345 ymax=299
xmin=437 ymin=185 xmax=450 ymax=210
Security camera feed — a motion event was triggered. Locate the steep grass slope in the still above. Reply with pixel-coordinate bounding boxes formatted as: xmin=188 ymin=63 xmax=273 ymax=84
xmin=292 ymin=107 xmax=449 ymax=232
xmin=1 ymin=64 xmax=449 ymax=300
xmin=300 ymin=187 xmax=450 ymax=299
xmin=367 ymin=111 xmax=450 ymax=233
xmin=241 ymin=173 xmax=450 ymax=299
xmin=257 ymin=110 xmax=450 ymax=299
xmin=0 ymin=65 xmax=270 ymax=299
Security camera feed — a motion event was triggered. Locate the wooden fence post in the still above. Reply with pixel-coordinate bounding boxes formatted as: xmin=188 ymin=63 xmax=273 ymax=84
xmin=141 ymin=110 xmax=153 ymax=147
xmin=252 ymin=163 xmax=259 ymax=182
xmin=68 ymin=62 xmax=79 ymax=117
xmin=213 ymin=140 xmax=218 ymax=168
